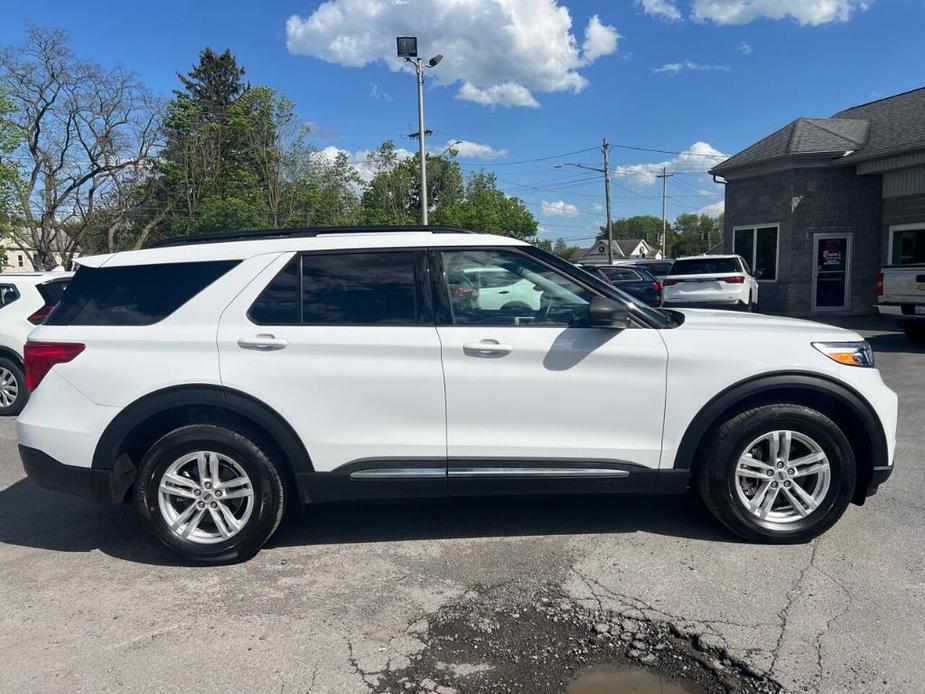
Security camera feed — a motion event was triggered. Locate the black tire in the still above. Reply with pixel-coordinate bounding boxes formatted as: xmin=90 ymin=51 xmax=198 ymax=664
xmin=135 ymin=424 xmax=287 ymax=564
xmin=902 ymin=320 xmax=925 ymax=343
xmin=0 ymin=357 xmax=28 ymax=416
xmin=695 ymin=404 xmax=855 ymax=543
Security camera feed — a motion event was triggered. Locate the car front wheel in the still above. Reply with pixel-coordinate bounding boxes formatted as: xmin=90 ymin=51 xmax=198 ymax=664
xmin=695 ymin=404 xmax=855 ymax=543
xmin=0 ymin=357 xmax=27 ymax=416
xmin=135 ymin=424 xmax=287 ymax=564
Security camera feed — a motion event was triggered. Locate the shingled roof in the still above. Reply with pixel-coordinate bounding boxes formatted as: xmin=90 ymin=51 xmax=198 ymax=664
xmin=710 ymin=86 xmax=925 ymax=176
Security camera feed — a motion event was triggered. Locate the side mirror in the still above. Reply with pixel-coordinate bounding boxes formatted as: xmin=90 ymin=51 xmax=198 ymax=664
xmin=588 ymin=296 xmax=630 ymax=329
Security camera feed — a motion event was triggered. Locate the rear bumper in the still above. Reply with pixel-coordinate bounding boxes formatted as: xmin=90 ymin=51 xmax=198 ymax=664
xmin=662 ymin=300 xmax=747 ymax=311
xmin=19 ymin=445 xmax=134 ymax=503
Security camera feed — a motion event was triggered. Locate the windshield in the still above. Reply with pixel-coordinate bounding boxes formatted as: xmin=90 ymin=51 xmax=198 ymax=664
xmin=669 ymin=258 xmax=740 ymax=275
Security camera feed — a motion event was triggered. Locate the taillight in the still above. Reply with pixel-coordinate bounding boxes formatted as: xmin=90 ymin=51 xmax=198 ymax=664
xmin=875 ymin=272 xmax=884 ymax=296
xmin=663 ymin=278 xmax=680 ymax=286
xmin=653 ymin=281 xmax=662 ymax=293
xmin=27 ymin=304 xmax=55 ymax=325
xmin=724 ymin=275 xmax=746 ymax=284
xmin=24 ymin=341 xmax=85 ymax=391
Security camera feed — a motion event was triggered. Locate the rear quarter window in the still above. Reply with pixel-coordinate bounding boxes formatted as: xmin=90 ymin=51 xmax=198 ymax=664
xmin=45 ymin=261 xmax=239 ymax=326
xmin=37 ymin=279 xmax=69 ymax=306
xmin=0 ymin=284 xmax=20 ymax=307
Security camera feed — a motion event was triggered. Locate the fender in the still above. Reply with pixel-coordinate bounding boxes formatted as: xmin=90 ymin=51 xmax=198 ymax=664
xmin=91 ymin=384 xmax=313 ymax=473
xmin=670 ymin=371 xmax=889 ymax=471
xmin=0 ymin=346 xmax=23 ymax=366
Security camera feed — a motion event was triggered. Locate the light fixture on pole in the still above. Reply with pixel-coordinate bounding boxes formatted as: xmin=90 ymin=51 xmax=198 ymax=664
xmin=397 ymin=36 xmax=442 ymax=225
xmin=555 ymin=139 xmax=614 ymax=263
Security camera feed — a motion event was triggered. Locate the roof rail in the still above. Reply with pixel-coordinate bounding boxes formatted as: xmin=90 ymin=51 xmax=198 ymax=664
xmin=147 ymin=225 xmax=476 ymax=248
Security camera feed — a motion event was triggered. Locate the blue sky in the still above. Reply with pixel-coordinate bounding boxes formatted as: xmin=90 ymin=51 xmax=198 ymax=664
xmin=1 ymin=0 xmax=922 ymax=245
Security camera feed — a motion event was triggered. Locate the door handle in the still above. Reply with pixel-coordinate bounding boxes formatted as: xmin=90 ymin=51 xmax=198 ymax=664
xmin=463 ymin=339 xmax=513 ymax=356
xmin=237 ymin=334 xmax=288 ymax=351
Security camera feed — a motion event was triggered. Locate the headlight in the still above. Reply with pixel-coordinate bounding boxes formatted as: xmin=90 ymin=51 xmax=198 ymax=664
xmin=812 ymin=341 xmax=874 ymax=368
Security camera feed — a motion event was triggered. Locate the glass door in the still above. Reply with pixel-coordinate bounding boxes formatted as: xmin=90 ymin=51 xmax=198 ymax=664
xmin=813 ymin=234 xmax=851 ymax=311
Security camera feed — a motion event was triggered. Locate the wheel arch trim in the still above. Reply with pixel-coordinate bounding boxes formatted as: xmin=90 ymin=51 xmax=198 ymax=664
xmin=670 ymin=371 xmax=889 ymax=474
xmin=91 ymin=384 xmax=313 ymax=473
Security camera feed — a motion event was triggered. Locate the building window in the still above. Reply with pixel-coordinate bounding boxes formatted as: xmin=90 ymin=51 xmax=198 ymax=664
xmin=890 ymin=225 xmax=925 ymax=265
xmin=733 ymin=225 xmax=779 ymax=281
xmin=17 ymin=254 xmax=24 ymax=268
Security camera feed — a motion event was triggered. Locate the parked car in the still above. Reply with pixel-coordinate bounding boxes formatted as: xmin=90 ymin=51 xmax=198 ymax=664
xmin=19 ymin=227 xmax=896 ymax=563
xmin=577 ymin=264 xmax=661 ymax=306
xmin=661 ymin=255 xmax=759 ymax=311
xmin=0 ymin=272 xmax=72 ymax=415
xmin=877 ymin=264 xmax=925 ymax=341
xmin=613 ymin=258 xmax=675 ymax=281
xmin=462 ymin=266 xmax=542 ymax=310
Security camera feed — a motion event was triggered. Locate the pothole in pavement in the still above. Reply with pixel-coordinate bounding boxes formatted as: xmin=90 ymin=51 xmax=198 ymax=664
xmin=367 ymin=585 xmax=782 ymax=694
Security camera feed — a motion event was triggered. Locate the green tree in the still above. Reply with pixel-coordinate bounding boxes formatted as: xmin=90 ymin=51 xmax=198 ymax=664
xmin=174 ymin=47 xmax=246 ymax=120
xmin=670 ymin=213 xmax=723 ymax=257
xmin=0 ymin=86 xmax=20 ymax=244
xmin=598 ymin=215 xmax=667 ymax=248
xmin=436 ymin=171 xmax=536 ymax=239
xmin=552 ymin=237 xmax=582 ymax=260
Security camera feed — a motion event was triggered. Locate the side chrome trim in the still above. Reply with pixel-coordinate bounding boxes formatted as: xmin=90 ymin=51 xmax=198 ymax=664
xmin=448 ymin=467 xmax=630 ymax=478
xmin=349 ymin=467 xmax=446 ymax=480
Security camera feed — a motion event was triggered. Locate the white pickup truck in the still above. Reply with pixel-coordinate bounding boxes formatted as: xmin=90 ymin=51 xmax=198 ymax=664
xmin=878 ymin=264 xmax=925 ymax=341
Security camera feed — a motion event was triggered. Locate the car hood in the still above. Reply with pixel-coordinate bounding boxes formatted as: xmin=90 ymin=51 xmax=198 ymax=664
xmin=670 ymin=308 xmax=864 ymax=341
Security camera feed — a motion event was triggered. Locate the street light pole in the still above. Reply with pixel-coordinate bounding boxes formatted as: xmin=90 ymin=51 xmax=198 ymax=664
xmin=555 ymin=138 xmax=615 ymax=264
xmin=414 ymin=58 xmax=428 ymax=225
xmin=396 ymin=37 xmax=442 ymax=226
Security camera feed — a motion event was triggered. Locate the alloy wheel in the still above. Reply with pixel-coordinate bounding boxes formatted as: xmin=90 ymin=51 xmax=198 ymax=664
xmin=157 ymin=451 xmax=255 ymax=544
xmin=0 ymin=367 xmax=19 ymax=408
xmin=734 ymin=430 xmax=831 ymax=524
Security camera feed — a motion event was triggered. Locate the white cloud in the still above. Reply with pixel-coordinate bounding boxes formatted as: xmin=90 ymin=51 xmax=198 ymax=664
xmin=691 ymin=0 xmax=872 ymax=25
xmin=636 ymin=0 xmax=682 ymax=21
xmin=615 ymin=141 xmax=728 ymax=186
xmin=591 ymin=202 xmax=604 ymax=212
xmin=581 ymin=15 xmax=621 ymax=63
xmin=542 ymin=200 xmax=580 ymax=217
xmin=285 ymin=0 xmax=620 ymax=108
xmin=653 ymin=60 xmax=730 ymax=74
xmin=316 ymin=145 xmax=413 ymax=182
xmin=636 ymin=0 xmax=870 ymax=25
xmin=437 ymin=140 xmax=509 ymax=160
xmin=698 ymin=199 xmax=725 ymax=217
xmin=456 ymin=82 xmax=540 ymax=109
xmin=737 ymin=41 xmax=752 ymax=54
xmin=368 ymin=82 xmax=392 ymax=102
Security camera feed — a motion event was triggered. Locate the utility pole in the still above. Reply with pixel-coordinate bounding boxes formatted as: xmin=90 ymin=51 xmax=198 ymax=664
xmin=602 ymin=139 xmax=614 ymax=264
xmin=656 ymin=167 xmax=673 ymax=257
xmin=554 ymin=137 xmax=615 ymax=264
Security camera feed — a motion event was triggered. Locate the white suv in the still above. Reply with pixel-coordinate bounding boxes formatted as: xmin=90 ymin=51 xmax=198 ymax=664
xmin=0 ymin=272 xmax=72 ymax=415
xmin=18 ymin=227 xmax=897 ymax=563
xmin=662 ymin=254 xmax=759 ymax=311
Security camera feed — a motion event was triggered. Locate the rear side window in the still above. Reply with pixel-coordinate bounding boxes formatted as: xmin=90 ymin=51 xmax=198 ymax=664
xmin=45 ymin=261 xmax=239 ymax=326
xmin=0 ymin=284 xmax=20 ymax=307
xmin=249 ymin=251 xmax=424 ymax=326
xmin=37 ymin=279 xmax=69 ymax=306
xmin=669 ymin=258 xmax=740 ymax=275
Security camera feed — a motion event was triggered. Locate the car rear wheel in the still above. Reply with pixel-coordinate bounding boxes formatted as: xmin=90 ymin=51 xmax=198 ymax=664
xmin=902 ymin=320 xmax=925 ymax=343
xmin=135 ymin=424 xmax=286 ymax=564
xmin=695 ymin=403 xmax=855 ymax=543
xmin=0 ymin=357 xmax=28 ymax=416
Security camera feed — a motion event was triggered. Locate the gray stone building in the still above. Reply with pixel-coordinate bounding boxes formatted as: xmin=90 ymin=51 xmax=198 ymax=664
xmin=710 ymin=87 xmax=925 ymax=316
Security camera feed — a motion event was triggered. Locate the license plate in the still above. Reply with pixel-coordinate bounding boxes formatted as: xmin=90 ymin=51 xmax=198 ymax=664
xmin=915 ymin=306 xmax=925 ymax=315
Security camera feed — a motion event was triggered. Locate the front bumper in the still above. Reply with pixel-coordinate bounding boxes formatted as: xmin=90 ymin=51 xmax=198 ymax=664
xmin=20 ymin=445 xmax=134 ymax=503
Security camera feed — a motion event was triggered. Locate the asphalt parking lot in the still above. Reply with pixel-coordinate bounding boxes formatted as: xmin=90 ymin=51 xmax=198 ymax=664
xmin=0 ymin=317 xmax=922 ymax=693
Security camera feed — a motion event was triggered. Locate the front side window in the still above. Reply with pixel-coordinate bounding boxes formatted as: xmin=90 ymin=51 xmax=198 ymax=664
xmin=890 ymin=227 xmax=925 ymax=265
xmin=249 ymin=251 xmax=423 ymax=326
xmin=441 ymin=249 xmax=593 ymax=327
xmin=733 ymin=226 xmax=778 ymax=280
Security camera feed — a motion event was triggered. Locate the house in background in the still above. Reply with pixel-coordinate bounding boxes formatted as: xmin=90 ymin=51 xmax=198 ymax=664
xmin=577 ymin=238 xmax=662 ymax=264
xmin=711 ymin=86 xmax=925 ymax=316
xmin=0 ymin=237 xmax=72 ymax=272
